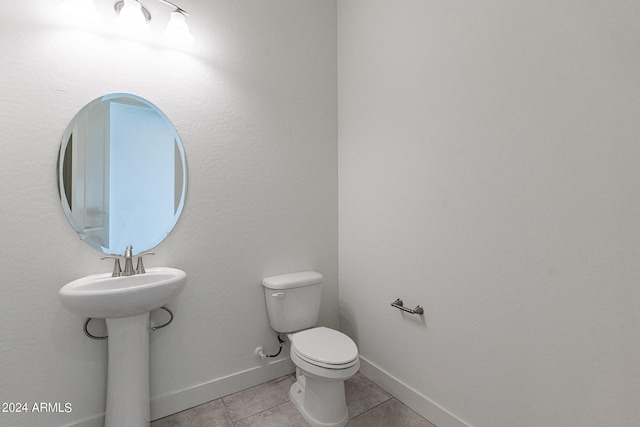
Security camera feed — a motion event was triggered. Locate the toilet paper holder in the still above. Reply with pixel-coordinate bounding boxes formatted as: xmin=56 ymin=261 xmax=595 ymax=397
xmin=391 ymin=298 xmax=424 ymax=315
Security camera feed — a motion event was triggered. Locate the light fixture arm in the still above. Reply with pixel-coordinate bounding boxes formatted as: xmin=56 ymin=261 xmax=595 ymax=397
xmin=154 ymin=0 xmax=189 ymax=16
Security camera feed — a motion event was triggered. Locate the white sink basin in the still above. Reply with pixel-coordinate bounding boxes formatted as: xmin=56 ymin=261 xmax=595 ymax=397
xmin=60 ymin=266 xmax=187 ymax=426
xmin=59 ymin=267 xmax=187 ymax=319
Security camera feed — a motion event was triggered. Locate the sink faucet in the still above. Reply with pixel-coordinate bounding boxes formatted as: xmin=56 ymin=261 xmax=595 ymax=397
xmin=101 ymin=245 xmax=154 ymax=277
xmin=101 ymin=255 xmax=122 ymax=277
xmin=136 ymin=251 xmax=155 ymax=274
xmin=122 ymin=245 xmax=135 ymax=276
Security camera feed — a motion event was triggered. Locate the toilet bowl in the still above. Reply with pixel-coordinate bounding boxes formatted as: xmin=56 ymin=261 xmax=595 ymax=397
xmin=288 ymin=327 xmax=359 ymax=427
xmin=261 ymin=272 xmax=360 ymax=427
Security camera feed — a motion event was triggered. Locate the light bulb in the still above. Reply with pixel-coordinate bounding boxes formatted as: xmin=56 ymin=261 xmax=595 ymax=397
xmin=164 ymin=11 xmax=194 ymax=44
xmin=116 ymin=0 xmax=149 ymax=33
xmin=59 ymin=0 xmax=100 ymax=23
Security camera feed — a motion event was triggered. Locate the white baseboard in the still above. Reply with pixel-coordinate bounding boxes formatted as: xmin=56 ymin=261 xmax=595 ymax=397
xmin=151 ymin=357 xmax=295 ymax=420
xmin=62 ymin=414 xmax=103 ymax=427
xmin=64 ymin=356 xmax=466 ymax=427
xmin=62 ymin=358 xmax=295 ymax=426
xmin=358 ymin=356 xmax=471 ymax=427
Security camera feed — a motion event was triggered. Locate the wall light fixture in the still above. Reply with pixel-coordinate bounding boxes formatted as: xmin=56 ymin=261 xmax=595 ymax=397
xmin=60 ymin=0 xmax=194 ymax=43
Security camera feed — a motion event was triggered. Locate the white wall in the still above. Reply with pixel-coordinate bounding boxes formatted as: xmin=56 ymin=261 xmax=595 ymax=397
xmin=338 ymin=1 xmax=640 ymax=426
xmin=0 ymin=1 xmax=337 ymax=426
xmin=4 ymin=1 xmax=638 ymax=426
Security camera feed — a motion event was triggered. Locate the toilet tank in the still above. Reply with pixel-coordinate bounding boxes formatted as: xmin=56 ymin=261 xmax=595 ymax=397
xmin=262 ymin=271 xmax=323 ymax=333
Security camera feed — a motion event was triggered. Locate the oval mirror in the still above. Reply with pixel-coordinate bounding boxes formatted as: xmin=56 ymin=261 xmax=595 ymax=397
xmin=57 ymin=93 xmax=187 ymax=256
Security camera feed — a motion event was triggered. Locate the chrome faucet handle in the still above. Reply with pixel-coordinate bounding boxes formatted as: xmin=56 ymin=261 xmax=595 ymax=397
xmin=101 ymin=256 xmax=122 ymax=277
xmin=122 ymin=245 xmax=135 ymax=276
xmin=135 ymin=252 xmax=155 ymax=274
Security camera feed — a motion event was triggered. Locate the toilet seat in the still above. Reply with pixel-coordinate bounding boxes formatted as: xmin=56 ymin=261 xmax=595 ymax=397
xmin=290 ymin=327 xmax=358 ymax=369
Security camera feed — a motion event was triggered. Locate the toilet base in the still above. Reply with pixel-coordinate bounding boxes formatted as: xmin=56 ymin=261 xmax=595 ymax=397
xmin=290 ymin=374 xmax=349 ymax=427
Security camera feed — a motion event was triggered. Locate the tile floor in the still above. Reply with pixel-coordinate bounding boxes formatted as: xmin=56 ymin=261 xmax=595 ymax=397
xmin=152 ymin=372 xmax=436 ymax=427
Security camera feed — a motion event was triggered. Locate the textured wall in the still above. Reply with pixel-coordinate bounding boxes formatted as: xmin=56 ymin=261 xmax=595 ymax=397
xmin=0 ymin=1 xmax=337 ymax=425
xmin=338 ymin=1 xmax=640 ymax=426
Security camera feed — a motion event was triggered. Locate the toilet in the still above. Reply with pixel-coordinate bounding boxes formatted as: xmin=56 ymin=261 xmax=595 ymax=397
xmin=262 ymin=271 xmax=359 ymax=427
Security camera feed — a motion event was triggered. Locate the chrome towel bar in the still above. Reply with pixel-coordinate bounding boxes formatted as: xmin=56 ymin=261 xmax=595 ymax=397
xmin=391 ymin=298 xmax=424 ymax=315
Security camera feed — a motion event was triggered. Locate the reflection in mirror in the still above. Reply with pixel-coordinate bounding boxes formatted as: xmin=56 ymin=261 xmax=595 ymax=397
xmin=58 ymin=94 xmax=187 ymax=255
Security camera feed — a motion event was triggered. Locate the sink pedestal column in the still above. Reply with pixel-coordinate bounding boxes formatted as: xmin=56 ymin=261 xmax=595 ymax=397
xmin=105 ymin=312 xmax=150 ymax=427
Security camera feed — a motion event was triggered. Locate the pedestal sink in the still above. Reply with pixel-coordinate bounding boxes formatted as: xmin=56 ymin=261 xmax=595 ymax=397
xmin=59 ymin=267 xmax=187 ymax=427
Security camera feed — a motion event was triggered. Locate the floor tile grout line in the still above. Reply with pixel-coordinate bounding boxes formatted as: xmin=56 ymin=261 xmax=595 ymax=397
xmin=220 ymin=397 xmax=235 ymax=425
xmin=347 ymin=396 xmax=395 ymax=425
xmin=227 ymin=398 xmax=292 ymax=424
xmin=224 ymin=373 xmax=296 ymax=424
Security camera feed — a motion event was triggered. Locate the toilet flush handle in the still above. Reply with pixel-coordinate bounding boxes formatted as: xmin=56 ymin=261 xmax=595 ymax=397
xmin=271 ymin=292 xmax=285 ymax=298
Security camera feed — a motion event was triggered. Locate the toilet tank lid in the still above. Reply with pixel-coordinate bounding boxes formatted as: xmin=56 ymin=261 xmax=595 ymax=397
xmin=262 ymin=271 xmax=323 ymax=290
